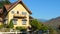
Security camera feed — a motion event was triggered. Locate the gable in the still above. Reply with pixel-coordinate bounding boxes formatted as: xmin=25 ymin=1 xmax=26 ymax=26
xmin=10 ymin=3 xmax=29 ymax=14
xmin=4 ymin=0 xmax=32 ymax=14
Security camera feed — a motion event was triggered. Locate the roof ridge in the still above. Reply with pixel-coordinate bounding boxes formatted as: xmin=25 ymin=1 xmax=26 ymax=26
xmin=3 ymin=0 xmax=32 ymax=14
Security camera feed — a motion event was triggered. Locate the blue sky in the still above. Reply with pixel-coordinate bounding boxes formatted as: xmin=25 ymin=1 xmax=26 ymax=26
xmin=10 ymin=0 xmax=60 ymax=20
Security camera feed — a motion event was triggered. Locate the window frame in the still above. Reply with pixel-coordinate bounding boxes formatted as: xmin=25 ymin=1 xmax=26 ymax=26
xmin=12 ymin=18 xmax=18 ymax=25
xmin=22 ymin=19 xmax=27 ymax=25
xmin=4 ymin=19 xmax=8 ymax=24
xmin=11 ymin=11 xmax=14 ymax=14
xmin=22 ymin=12 xmax=27 ymax=15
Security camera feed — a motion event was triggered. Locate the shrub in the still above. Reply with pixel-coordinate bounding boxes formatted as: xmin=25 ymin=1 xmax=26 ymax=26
xmin=0 ymin=24 xmax=4 ymax=29
xmin=8 ymin=20 xmax=14 ymax=28
xmin=30 ymin=19 xmax=42 ymax=31
xmin=40 ymin=25 xmax=49 ymax=33
xmin=16 ymin=26 xmax=27 ymax=31
xmin=3 ymin=24 xmax=9 ymax=28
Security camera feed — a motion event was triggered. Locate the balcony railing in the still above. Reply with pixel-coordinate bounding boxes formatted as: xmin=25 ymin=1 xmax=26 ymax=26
xmin=14 ymin=14 xmax=26 ymax=18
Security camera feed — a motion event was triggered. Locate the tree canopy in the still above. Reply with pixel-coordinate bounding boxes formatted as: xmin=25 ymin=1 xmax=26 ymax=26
xmin=30 ymin=19 xmax=58 ymax=34
xmin=0 ymin=0 xmax=11 ymax=8
xmin=30 ymin=19 xmax=42 ymax=31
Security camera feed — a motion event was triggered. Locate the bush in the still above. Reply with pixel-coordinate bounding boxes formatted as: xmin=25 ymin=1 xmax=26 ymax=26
xmin=30 ymin=19 xmax=42 ymax=31
xmin=0 ymin=24 xmax=4 ymax=29
xmin=16 ymin=26 xmax=27 ymax=31
xmin=8 ymin=20 xmax=14 ymax=28
xmin=40 ymin=24 xmax=49 ymax=33
xmin=3 ymin=24 xmax=9 ymax=28
xmin=4 ymin=28 xmax=10 ymax=32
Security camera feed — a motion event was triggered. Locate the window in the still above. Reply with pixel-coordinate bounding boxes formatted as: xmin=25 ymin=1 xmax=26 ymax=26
xmin=17 ymin=11 xmax=19 ymax=14
xmin=22 ymin=19 xmax=27 ymax=25
xmin=12 ymin=18 xmax=17 ymax=25
xmin=22 ymin=12 xmax=26 ymax=15
xmin=11 ymin=11 xmax=14 ymax=14
xmin=4 ymin=19 xmax=8 ymax=24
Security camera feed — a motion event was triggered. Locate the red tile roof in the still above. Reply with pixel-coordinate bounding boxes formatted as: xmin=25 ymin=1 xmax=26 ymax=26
xmin=0 ymin=0 xmax=32 ymax=21
xmin=4 ymin=0 xmax=32 ymax=14
xmin=4 ymin=4 xmax=11 ymax=11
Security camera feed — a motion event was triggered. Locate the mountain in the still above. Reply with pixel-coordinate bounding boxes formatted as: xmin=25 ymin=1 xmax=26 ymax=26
xmin=44 ymin=16 xmax=60 ymax=29
xmin=38 ymin=19 xmax=48 ymax=22
xmin=43 ymin=16 xmax=60 ymax=34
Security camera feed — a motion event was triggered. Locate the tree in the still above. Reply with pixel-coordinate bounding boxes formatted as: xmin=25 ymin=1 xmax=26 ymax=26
xmin=49 ymin=26 xmax=58 ymax=34
xmin=40 ymin=24 xmax=49 ymax=33
xmin=30 ymin=19 xmax=50 ymax=34
xmin=30 ymin=19 xmax=42 ymax=31
xmin=9 ymin=20 xmax=14 ymax=28
xmin=0 ymin=0 xmax=11 ymax=8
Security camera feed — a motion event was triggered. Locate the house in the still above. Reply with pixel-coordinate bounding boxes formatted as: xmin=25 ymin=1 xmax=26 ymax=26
xmin=0 ymin=0 xmax=32 ymax=29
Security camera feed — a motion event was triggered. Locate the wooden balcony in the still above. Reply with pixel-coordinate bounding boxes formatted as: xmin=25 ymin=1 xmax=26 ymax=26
xmin=13 ymin=14 xmax=26 ymax=18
